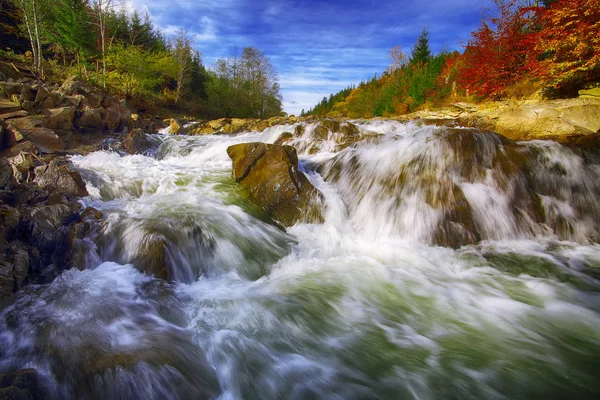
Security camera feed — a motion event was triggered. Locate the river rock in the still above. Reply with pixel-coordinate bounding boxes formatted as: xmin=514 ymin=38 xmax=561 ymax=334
xmin=0 ymin=369 xmax=46 ymax=399
xmin=34 ymin=86 xmax=49 ymax=104
xmin=68 ymin=207 xmax=103 ymax=271
xmin=9 ymin=152 xmax=35 ymax=183
xmin=0 ymin=141 xmax=36 ymax=158
xmin=76 ymin=107 xmax=104 ymax=131
xmin=42 ymin=106 xmax=76 ymax=130
xmin=20 ymin=85 xmax=37 ymax=102
xmin=227 ymin=142 xmax=323 ymax=226
xmin=169 ymin=119 xmax=183 ymax=134
xmin=8 ymin=116 xmax=42 ymax=130
xmin=42 ymin=91 xmax=63 ymax=109
xmin=121 ymin=128 xmax=151 ymax=154
xmin=61 ymin=76 xmax=84 ymax=95
xmin=18 ymin=128 xmax=63 ymax=153
xmin=0 ymin=205 xmax=20 ymax=252
xmin=33 ymin=159 xmax=89 ymax=197
xmin=0 ymin=157 xmax=14 ymax=188
xmin=2 ymin=124 xmax=24 ymax=148
xmin=0 ymin=81 xmax=23 ymax=96
xmin=27 ymin=202 xmax=82 ymax=257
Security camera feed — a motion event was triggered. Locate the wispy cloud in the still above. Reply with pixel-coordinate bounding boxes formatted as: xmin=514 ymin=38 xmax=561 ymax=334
xmin=129 ymin=0 xmax=494 ymax=115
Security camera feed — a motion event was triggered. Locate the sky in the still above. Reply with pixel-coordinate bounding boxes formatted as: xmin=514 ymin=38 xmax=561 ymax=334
xmin=126 ymin=0 xmax=495 ymax=115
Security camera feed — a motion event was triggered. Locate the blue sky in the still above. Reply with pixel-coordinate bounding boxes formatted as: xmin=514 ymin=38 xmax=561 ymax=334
xmin=126 ymin=0 xmax=494 ymax=115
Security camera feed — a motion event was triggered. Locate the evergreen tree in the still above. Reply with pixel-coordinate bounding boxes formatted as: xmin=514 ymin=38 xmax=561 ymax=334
xmin=48 ymin=0 xmax=95 ymax=68
xmin=411 ymin=27 xmax=432 ymax=64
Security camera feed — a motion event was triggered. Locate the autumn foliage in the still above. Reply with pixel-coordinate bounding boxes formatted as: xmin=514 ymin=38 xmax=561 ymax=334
xmin=534 ymin=0 xmax=600 ymax=94
xmin=308 ymin=0 xmax=600 ymax=117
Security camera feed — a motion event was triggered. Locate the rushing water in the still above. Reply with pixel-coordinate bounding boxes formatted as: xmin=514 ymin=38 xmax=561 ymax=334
xmin=1 ymin=121 xmax=600 ymax=399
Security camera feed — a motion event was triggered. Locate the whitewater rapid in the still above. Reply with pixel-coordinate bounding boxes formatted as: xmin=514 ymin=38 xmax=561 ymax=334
xmin=1 ymin=121 xmax=599 ymax=399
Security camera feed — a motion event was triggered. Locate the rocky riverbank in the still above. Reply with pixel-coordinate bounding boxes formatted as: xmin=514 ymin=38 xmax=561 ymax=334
xmin=0 ymin=75 xmax=167 ymax=307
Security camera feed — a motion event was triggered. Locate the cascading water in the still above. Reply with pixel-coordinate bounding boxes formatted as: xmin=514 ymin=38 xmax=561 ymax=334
xmin=1 ymin=121 xmax=599 ymax=399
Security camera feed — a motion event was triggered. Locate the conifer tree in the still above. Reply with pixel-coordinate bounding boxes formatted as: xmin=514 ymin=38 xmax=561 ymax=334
xmin=411 ymin=27 xmax=432 ymax=64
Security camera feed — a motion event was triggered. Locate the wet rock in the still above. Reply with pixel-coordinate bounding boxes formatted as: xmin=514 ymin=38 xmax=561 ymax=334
xmin=294 ymin=124 xmax=305 ymax=136
xmin=312 ymin=124 xmax=330 ymax=141
xmin=192 ymin=126 xmax=216 ymax=135
xmin=27 ymin=202 xmax=82 ymax=257
xmin=321 ymin=119 xmax=341 ymax=132
xmin=0 ymin=262 xmax=14 ymax=301
xmin=207 ymin=118 xmax=228 ymax=131
xmin=121 ymin=128 xmax=151 ymax=154
xmin=7 ymin=241 xmax=30 ymax=289
xmin=0 ymin=157 xmax=15 ymax=188
xmin=134 ymin=235 xmax=173 ymax=280
xmin=274 ymin=131 xmax=293 ymax=145
xmin=0 ymin=369 xmax=46 ymax=399
xmin=68 ymin=207 xmax=103 ymax=271
xmin=0 ymin=205 xmax=20 ymax=252
xmin=33 ymin=159 xmax=89 ymax=197
xmin=42 ymin=106 xmax=75 ymax=130
xmin=227 ymin=142 xmax=323 ymax=226
xmin=169 ymin=119 xmax=183 ymax=134
xmin=340 ymin=122 xmax=360 ymax=137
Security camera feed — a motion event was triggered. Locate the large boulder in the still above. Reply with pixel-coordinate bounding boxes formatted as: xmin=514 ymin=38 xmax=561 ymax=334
xmin=27 ymin=202 xmax=82 ymax=257
xmin=120 ymin=128 xmax=151 ymax=154
xmin=76 ymin=107 xmax=104 ymax=131
xmin=8 ymin=116 xmax=42 ymax=130
xmin=0 ymin=141 xmax=36 ymax=158
xmin=227 ymin=143 xmax=323 ymax=226
xmin=34 ymin=86 xmax=49 ymax=104
xmin=42 ymin=106 xmax=76 ymax=130
xmin=18 ymin=127 xmax=63 ymax=153
xmin=60 ymin=76 xmax=84 ymax=95
xmin=33 ymin=159 xmax=89 ymax=197
xmin=169 ymin=119 xmax=183 ymax=134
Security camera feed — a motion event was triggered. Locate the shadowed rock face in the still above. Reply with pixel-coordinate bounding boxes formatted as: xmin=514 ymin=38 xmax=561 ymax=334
xmin=227 ymin=142 xmax=323 ymax=227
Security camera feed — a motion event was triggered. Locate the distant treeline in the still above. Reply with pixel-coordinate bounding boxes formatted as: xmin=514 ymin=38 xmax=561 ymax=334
xmin=305 ymin=0 xmax=600 ymax=117
xmin=0 ymin=0 xmax=283 ymax=118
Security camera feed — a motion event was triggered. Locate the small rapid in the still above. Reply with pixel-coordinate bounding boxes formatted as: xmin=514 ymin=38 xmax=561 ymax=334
xmin=1 ymin=121 xmax=600 ymax=399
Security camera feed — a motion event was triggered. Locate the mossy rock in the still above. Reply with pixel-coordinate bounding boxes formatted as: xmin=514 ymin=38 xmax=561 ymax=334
xmin=274 ymin=131 xmax=293 ymax=145
xmin=227 ymin=142 xmax=323 ymax=226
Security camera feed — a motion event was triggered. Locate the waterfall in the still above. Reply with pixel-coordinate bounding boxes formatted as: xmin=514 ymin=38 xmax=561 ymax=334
xmin=1 ymin=120 xmax=599 ymax=399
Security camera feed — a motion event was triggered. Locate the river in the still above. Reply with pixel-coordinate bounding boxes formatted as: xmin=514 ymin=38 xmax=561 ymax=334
xmin=1 ymin=120 xmax=599 ymax=399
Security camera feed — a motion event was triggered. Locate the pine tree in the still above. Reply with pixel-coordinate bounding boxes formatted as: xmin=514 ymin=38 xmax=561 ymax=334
xmin=411 ymin=27 xmax=432 ymax=65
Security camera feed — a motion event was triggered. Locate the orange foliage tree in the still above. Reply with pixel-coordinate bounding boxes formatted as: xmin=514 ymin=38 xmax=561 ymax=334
xmin=534 ymin=0 xmax=600 ymax=94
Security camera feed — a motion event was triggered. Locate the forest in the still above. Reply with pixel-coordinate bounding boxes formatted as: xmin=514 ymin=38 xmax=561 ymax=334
xmin=0 ymin=0 xmax=284 ymax=118
xmin=305 ymin=0 xmax=600 ymax=118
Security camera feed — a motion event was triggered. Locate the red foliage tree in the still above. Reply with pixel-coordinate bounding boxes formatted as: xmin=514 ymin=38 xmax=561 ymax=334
xmin=457 ymin=0 xmax=540 ymax=98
